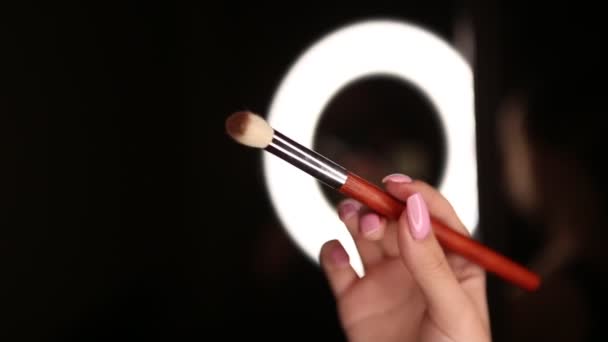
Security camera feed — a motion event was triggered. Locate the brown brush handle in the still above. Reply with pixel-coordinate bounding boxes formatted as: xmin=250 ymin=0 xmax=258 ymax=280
xmin=339 ymin=172 xmax=541 ymax=291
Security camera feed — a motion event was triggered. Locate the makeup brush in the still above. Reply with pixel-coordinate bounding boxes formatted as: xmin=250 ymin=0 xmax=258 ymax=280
xmin=225 ymin=110 xmax=541 ymax=291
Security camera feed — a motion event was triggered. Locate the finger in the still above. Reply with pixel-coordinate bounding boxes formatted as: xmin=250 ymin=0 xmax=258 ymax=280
xmin=383 ymin=174 xmax=487 ymax=314
xmin=319 ymin=239 xmax=359 ymax=298
xmin=397 ymin=192 xmax=470 ymax=331
xmin=379 ymin=219 xmax=400 ymax=257
xmin=337 ymin=198 xmax=363 ymax=237
xmin=383 ymin=174 xmax=468 ymax=236
xmin=337 ymin=200 xmax=384 ymax=267
xmin=339 ymin=199 xmax=387 ymax=241
xmin=376 ymin=174 xmax=413 ymax=257
xmin=359 ymin=211 xmax=387 ymax=241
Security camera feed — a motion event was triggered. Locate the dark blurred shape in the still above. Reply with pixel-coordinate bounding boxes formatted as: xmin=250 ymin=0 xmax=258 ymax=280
xmin=314 ymin=76 xmax=446 ymax=206
xmin=471 ymin=1 xmax=608 ymax=341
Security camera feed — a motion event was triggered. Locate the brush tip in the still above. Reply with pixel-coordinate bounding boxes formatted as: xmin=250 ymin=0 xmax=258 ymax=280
xmin=225 ymin=111 xmax=274 ymax=148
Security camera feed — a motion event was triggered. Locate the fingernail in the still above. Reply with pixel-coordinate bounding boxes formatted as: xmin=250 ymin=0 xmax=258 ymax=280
xmin=382 ymin=173 xmax=413 ymax=184
xmin=360 ymin=213 xmax=380 ymax=235
xmin=407 ymin=192 xmax=431 ymax=240
xmin=331 ymin=242 xmax=350 ymax=267
xmin=338 ymin=200 xmax=359 ymax=221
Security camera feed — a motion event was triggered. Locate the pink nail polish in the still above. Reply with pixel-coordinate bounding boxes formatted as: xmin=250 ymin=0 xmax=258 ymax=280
xmin=331 ymin=243 xmax=350 ymax=267
xmin=382 ymin=173 xmax=413 ymax=183
xmin=360 ymin=213 xmax=380 ymax=235
xmin=407 ymin=192 xmax=431 ymax=240
xmin=338 ymin=201 xmax=359 ymax=221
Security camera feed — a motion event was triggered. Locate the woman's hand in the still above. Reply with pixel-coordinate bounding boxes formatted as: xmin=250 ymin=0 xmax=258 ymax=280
xmin=320 ymin=174 xmax=490 ymax=342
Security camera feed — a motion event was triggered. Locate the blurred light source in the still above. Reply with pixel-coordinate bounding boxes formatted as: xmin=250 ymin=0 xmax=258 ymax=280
xmin=263 ymin=19 xmax=477 ymax=276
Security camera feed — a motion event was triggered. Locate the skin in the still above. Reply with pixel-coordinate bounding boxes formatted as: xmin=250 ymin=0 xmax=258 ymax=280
xmin=319 ymin=176 xmax=490 ymax=342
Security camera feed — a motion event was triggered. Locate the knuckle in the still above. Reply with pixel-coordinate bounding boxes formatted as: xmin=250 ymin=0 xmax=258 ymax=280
xmin=422 ymin=250 xmax=449 ymax=275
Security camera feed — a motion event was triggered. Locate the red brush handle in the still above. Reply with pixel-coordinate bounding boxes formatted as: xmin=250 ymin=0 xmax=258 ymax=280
xmin=339 ymin=172 xmax=541 ymax=291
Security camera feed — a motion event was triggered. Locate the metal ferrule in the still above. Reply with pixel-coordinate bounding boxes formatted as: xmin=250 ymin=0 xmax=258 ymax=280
xmin=265 ymin=130 xmax=348 ymax=189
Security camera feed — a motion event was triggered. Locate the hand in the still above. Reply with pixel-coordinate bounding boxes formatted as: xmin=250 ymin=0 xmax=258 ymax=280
xmin=320 ymin=174 xmax=490 ymax=342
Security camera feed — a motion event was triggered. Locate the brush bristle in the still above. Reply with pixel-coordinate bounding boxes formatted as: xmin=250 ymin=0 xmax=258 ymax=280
xmin=225 ymin=111 xmax=274 ymax=148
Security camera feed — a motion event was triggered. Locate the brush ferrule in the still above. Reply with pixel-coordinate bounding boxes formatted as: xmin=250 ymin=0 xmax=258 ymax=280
xmin=265 ymin=130 xmax=347 ymax=189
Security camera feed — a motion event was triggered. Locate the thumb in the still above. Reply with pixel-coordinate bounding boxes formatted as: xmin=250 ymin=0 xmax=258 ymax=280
xmin=398 ymin=192 xmax=470 ymax=329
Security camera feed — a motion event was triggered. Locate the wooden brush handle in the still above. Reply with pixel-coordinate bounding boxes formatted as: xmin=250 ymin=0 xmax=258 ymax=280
xmin=339 ymin=172 xmax=541 ymax=291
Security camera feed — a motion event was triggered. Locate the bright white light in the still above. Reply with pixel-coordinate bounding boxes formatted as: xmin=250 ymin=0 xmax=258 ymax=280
xmin=263 ymin=20 xmax=477 ymax=276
